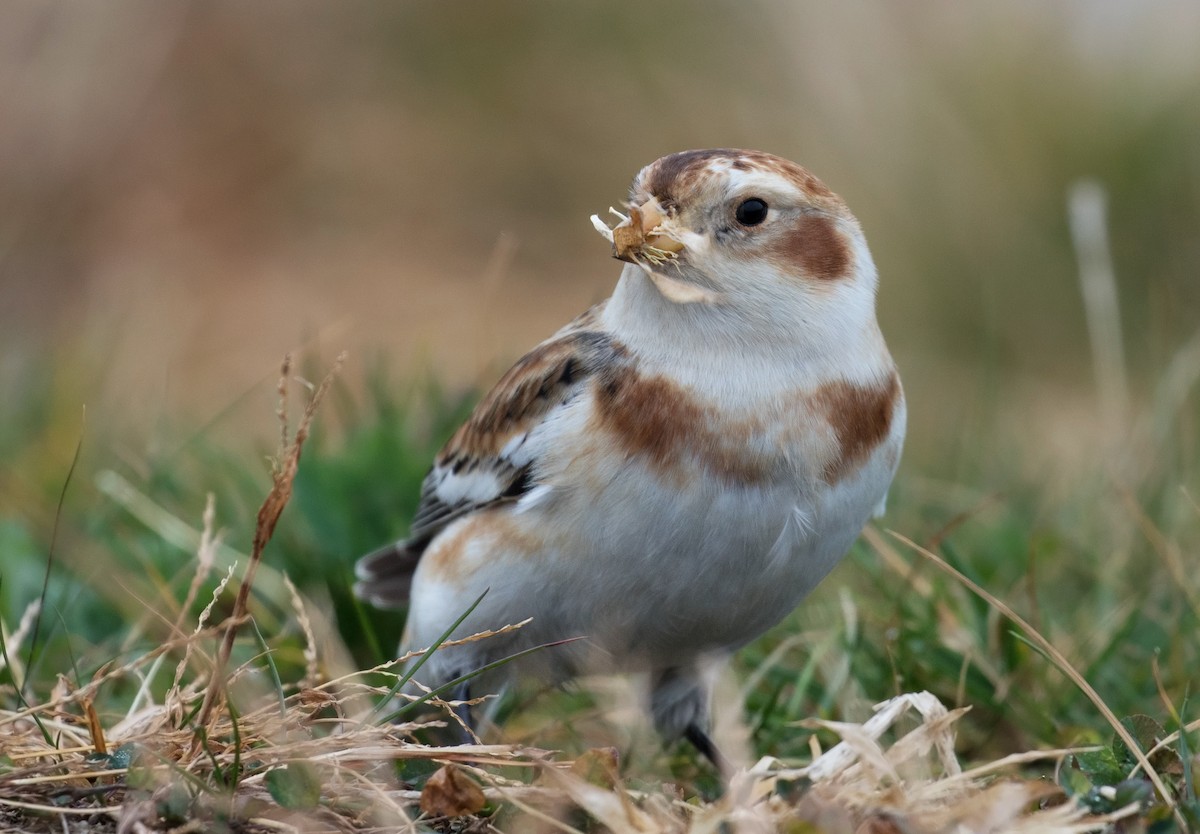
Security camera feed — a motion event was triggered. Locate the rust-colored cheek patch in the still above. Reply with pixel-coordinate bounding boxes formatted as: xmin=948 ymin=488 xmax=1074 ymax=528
xmin=818 ymin=372 xmax=900 ymax=483
xmin=770 ymin=214 xmax=852 ymax=281
xmin=594 ymin=369 xmax=771 ymax=486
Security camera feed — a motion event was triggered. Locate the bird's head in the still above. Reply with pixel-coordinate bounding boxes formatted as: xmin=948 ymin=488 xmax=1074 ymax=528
xmin=593 ymin=149 xmax=877 ymax=325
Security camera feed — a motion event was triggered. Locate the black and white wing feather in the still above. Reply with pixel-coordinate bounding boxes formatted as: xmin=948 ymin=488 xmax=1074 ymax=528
xmin=354 ymin=307 xmax=620 ymax=608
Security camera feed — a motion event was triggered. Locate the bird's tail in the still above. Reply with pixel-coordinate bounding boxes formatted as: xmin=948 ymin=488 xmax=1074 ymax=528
xmin=353 ymin=540 xmax=423 ymax=609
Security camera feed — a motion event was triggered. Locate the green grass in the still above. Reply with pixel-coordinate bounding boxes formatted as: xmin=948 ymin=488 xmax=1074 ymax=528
xmin=1 ymin=350 xmax=1198 ymax=830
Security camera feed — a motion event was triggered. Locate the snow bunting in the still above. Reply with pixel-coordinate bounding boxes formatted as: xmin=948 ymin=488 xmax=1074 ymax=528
xmin=355 ymin=148 xmax=905 ymax=766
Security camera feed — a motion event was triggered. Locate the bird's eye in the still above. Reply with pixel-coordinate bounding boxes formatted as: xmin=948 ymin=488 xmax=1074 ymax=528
xmin=735 ymin=198 xmax=769 ymax=226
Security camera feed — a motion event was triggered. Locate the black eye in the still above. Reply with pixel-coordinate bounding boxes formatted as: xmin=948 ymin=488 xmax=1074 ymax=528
xmin=735 ymin=198 xmax=769 ymax=226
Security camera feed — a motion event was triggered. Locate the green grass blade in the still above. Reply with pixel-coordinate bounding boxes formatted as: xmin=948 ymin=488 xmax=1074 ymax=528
xmin=368 ymin=588 xmax=489 ymax=721
xmin=0 ymin=578 xmax=54 ymax=746
xmin=25 ymin=410 xmax=84 ymax=686
xmin=193 ymin=727 xmax=225 ymax=786
xmin=228 ymin=701 xmax=243 ymax=788
xmin=249 ymin=616 xmax=286 ymax=718
xmin=382 ymin=636 xmax=585 ymax=724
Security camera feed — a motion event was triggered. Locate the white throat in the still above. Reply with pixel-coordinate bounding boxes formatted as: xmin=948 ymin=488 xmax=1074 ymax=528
xmin=602 ymin=262 xmax=889 ymax=389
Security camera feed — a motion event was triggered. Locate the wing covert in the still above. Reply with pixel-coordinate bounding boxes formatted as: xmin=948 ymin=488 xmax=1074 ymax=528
xmin=354 ymin=304 xmax=624 ymax=607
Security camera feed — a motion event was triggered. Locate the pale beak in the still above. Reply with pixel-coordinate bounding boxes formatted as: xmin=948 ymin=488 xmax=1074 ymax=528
xmin=610 ymin=200 xmax=685 ymax=264
xmin=589 ymin=200 xmax=716 ymax=304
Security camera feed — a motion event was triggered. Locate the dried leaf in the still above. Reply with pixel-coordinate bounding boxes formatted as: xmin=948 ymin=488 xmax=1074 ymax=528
xmin=420 ymin=764 xmax=486 ymax=817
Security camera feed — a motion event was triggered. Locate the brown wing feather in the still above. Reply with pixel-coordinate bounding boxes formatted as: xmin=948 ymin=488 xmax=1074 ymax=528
xmin=354 ymin=305 xmax=622 ymax=608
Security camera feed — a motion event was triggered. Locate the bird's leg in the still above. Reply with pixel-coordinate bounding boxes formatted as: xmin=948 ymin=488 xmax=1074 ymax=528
xmin=451 ymin=679 xmax=477 ymax=744
xmin=650 ymin=666 xmax=731 ymax=776
xmin=683 ymin=722 xmax=731 ymax=775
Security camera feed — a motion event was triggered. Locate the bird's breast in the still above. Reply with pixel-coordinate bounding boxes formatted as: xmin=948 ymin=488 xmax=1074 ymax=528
xmin=578 ymin=358 xmax=901 ymax=491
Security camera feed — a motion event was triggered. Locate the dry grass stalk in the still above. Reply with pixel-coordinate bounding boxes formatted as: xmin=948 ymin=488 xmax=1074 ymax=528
xmin=174 ymin=492 xmax=220 ymax=635
xmin=0 ymin=620 xmax=242 ymax=733
xmin=0 ymin=599 xmax=41 ymax=679
xmin=193 ymin=352 xmax=346 ymax=738
xmin=1 ymin=623 xmax=1143 ymax=834
xmin=282 ymin=574 xmax=319 ymax=691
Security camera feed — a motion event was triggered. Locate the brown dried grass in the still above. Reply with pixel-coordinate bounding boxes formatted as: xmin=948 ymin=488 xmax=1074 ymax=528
xmin=0 ymin=357 xmax=1143 ymax=833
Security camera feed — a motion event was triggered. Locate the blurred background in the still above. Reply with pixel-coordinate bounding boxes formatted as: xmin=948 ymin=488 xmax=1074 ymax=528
xmin=3 ymin=1 xmax=1198 ymax=449
xmin=2 ymin=1 xmax=1199 ymax=761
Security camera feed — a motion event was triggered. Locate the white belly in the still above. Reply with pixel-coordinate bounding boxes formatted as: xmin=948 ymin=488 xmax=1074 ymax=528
xmin=543 ymin=483 xmax=849 ymax=662
xmin=406 ymin=400 xmax=903 ymax=681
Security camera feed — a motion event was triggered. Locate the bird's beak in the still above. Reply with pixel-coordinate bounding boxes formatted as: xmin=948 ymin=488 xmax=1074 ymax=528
xmin=589 ymin=200 xmax=716 ymax=304
xmin=609 ymin=200 xmax=685 ymax=264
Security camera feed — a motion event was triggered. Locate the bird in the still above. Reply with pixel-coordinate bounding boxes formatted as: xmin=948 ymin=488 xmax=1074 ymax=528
xmin=354 ymin=148 xmax=905 ymax=768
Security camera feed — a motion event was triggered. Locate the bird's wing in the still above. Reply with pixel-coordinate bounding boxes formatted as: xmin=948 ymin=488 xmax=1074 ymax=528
xmin=354 ymin=305 xmax=621 ymax=608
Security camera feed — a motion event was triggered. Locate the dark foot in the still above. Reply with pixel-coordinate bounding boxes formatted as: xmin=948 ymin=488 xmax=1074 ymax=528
xmin=684 ymin=722 xmax=731 ymax=775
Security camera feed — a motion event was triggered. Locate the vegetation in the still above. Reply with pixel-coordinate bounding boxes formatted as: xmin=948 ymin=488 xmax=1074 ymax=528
xmin=2 ymin=5 xmax=1198 ymax=830
xmin=1 ymin=302 xmax=1197 ymax=831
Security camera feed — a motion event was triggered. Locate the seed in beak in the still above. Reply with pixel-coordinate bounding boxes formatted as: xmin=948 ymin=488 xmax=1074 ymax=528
xmin=611 ymin=201 xmax=683 ymax=263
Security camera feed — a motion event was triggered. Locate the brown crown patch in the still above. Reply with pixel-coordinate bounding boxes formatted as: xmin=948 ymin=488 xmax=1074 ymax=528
xmin=768 ymin=213 xmax=853 ymax=281
xmin=593 ymin=366 xmax=772 ymax=486
xmin=816 ymin=372 xmax=901 ymax=484
xmin=643 ymin=149 xmax=732 ymax=204
xmin=640 ymin=148 xmax=838 ymax=208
